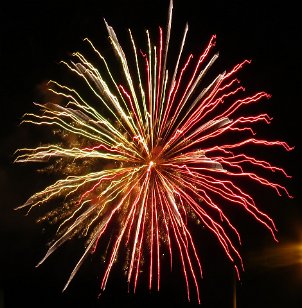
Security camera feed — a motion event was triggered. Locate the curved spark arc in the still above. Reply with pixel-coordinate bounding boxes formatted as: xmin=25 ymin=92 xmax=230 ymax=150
xmin=15 ymin=0 xmax=293 ymax=304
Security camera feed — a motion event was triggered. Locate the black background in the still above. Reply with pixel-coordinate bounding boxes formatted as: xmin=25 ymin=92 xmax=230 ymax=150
xmin=0 ymin=0 xmax=301 ymax=307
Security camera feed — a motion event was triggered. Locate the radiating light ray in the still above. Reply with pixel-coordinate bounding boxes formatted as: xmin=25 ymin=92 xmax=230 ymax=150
xmin=15 ymin=0 xmax=293 ymax=304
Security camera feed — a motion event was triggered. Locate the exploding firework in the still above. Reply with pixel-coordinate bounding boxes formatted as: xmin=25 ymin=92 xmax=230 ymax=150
xmin=15 ymin=0 xmax=293 ymax=303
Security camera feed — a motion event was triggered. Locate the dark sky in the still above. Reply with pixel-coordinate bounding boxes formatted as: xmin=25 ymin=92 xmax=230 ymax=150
xmin=0 ymin=0 xmax=301 ymax=307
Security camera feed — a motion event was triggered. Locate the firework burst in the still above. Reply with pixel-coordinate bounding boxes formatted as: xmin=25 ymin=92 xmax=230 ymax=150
xmin=15 ymin=0 xmax=293 ymax=303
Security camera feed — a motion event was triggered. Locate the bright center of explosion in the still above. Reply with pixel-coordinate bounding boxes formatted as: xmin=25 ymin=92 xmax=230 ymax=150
xmin=146 ymin=146 xmax=163 ymax=171
xmin=147 ymin=160 xmax=155 ymax=172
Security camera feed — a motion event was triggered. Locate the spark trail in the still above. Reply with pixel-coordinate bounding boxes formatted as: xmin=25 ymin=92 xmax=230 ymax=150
xmin=15 ymin=0 xmax=293 ymax=303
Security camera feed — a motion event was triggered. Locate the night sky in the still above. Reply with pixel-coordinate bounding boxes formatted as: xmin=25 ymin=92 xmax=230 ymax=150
xmin=1 ymin=0 xmax=301 ymax=307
